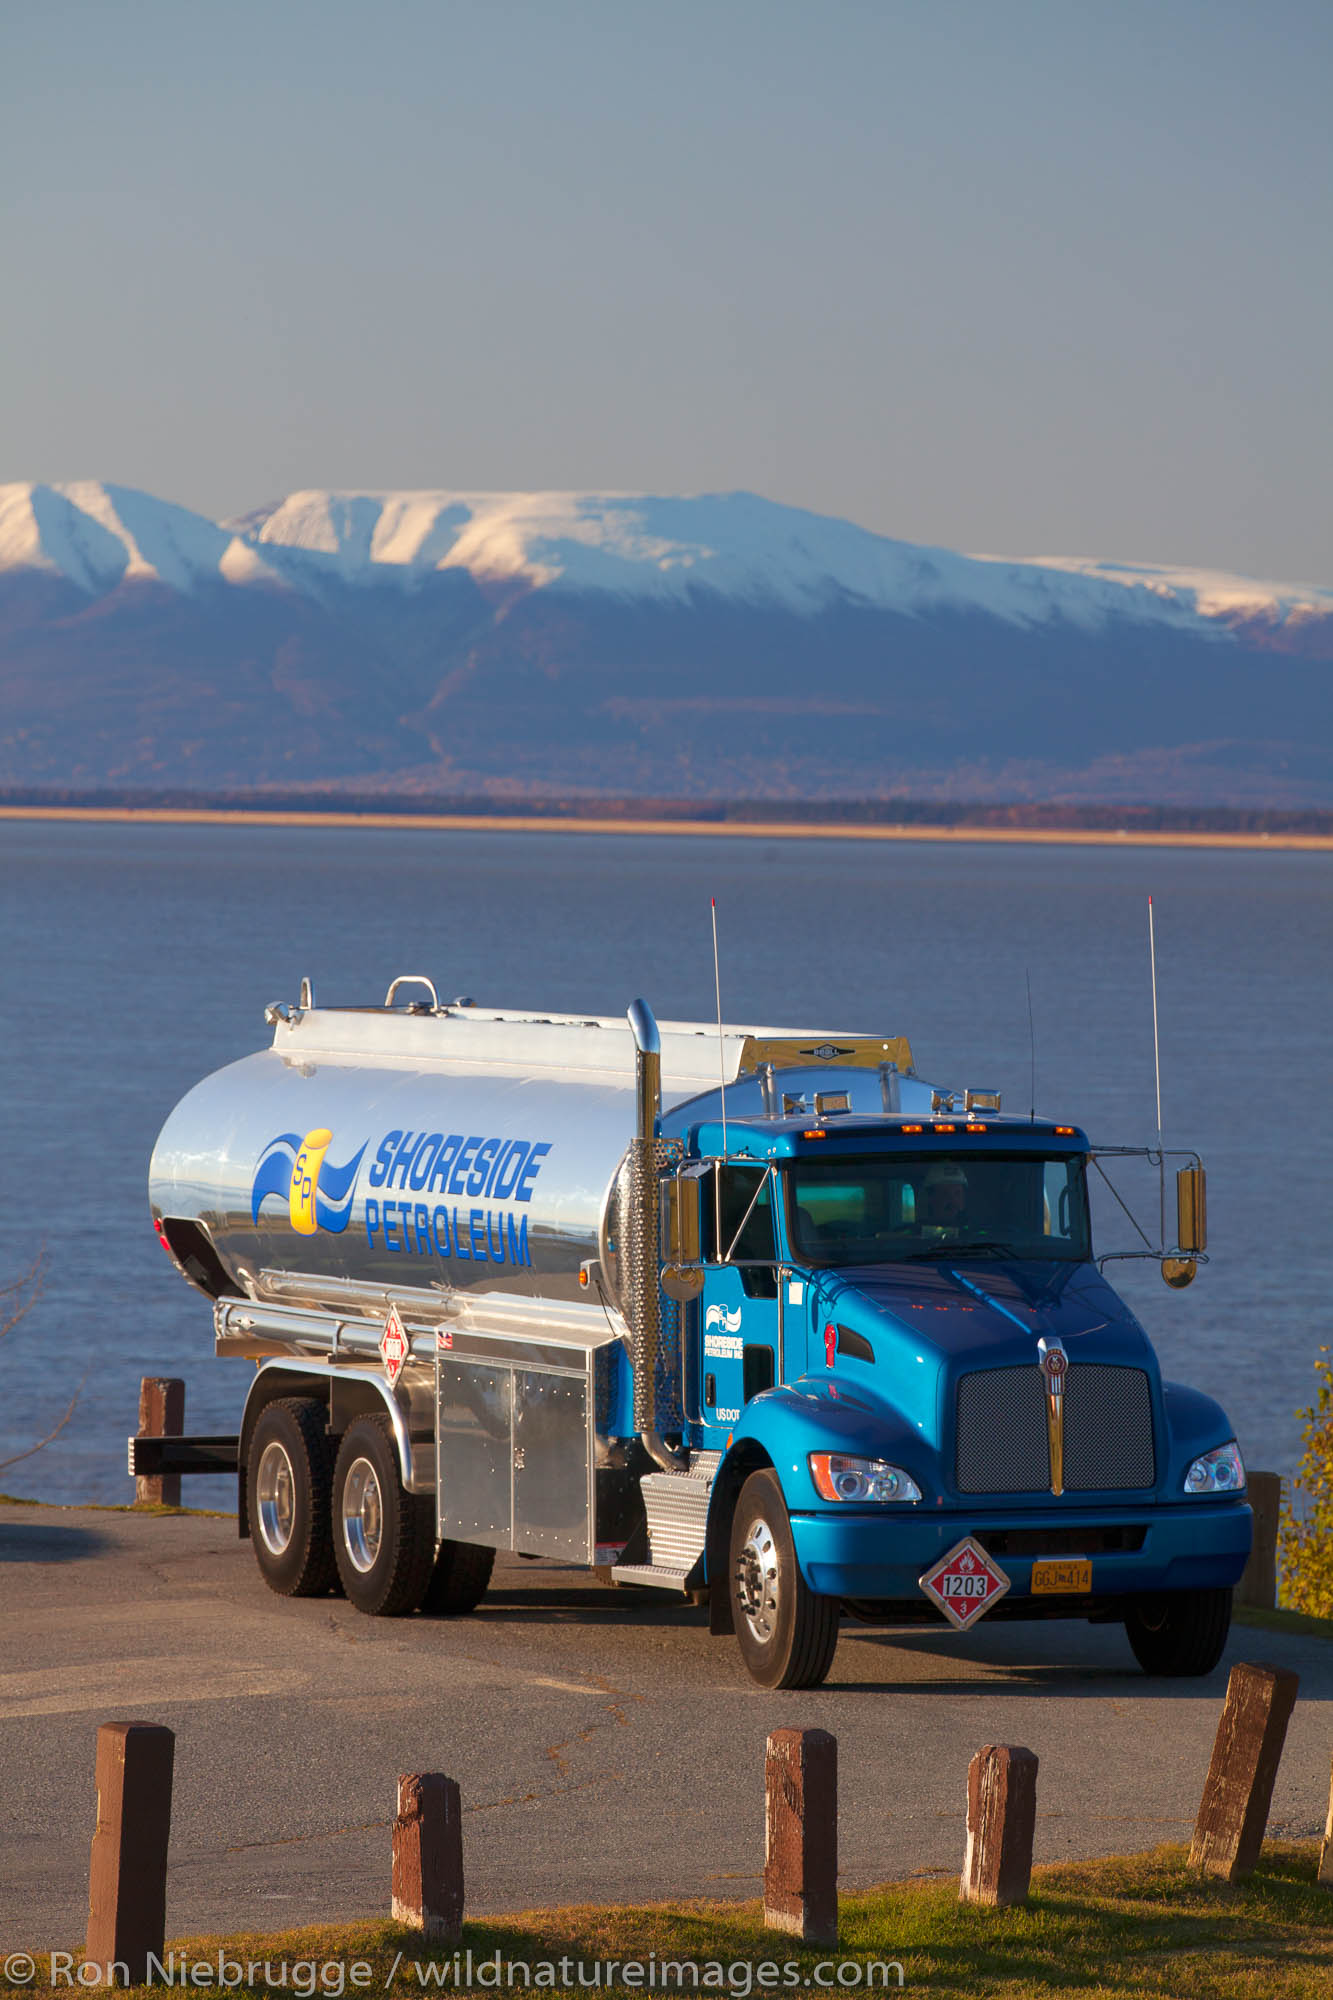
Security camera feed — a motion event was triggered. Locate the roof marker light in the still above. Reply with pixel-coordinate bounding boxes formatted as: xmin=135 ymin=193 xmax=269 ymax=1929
xmin=933 ymin=1123 xmax=957 ymax=1133
xmin=802 ymin=1129 xmax=828 ymax=1139
xmin=965 ymin=1123 xmax=986 ymax=1133
xmin=1054 ymin=1126 xmax=1076 ymax=1136
xmin=901 ymin=1123 xmax=924 ymax=1133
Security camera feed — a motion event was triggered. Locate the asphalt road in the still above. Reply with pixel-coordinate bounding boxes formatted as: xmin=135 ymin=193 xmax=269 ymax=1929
xmin=2 ymin=1502 xmax=1331 ymax=1952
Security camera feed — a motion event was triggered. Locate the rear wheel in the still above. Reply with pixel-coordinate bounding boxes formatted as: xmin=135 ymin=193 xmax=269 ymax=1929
xmin=246 ymin=1398 xmax=338 ymax=1598
xmin=421 ymin=1538 xmax=496 ymax=1615
xmin=729 ymin=1469 xmax=839 ymax=1689
xmin=1124 ymin=1586 xmax=1232 ymax=1676
xmin=332 ymin=1415 xmax=436 ymax=1616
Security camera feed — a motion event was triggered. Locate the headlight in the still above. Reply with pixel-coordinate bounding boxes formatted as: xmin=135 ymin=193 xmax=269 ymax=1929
xmin=1184 ymin=1440 xmax=1246 ymax=1495
xmin=809 ymin=1452 xmax=922 ymax=1503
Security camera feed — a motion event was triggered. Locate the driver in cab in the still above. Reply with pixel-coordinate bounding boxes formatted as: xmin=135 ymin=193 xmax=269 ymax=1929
xmin=919 ymin=1160 xmax=969 ymax=1240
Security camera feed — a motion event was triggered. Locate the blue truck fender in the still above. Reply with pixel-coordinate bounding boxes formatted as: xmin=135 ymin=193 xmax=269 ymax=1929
xmin=703 ymin=1382 xmax=928 ymax=1631
xmin=1160 ymin=1379 xmax=1248 ymax=1493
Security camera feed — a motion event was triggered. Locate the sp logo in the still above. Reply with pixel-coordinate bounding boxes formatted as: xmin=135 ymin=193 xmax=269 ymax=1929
xmin=252 ymin=1127 xmax=366 ymax=1236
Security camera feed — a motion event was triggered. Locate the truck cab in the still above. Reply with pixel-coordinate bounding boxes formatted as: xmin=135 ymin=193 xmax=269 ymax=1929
xmin=657 ymin=1099 xmax=1247 ymax=1687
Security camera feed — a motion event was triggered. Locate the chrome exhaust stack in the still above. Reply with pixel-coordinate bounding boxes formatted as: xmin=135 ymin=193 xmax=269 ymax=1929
xmin=625 ymin=1000 xmax=685 ymax=1472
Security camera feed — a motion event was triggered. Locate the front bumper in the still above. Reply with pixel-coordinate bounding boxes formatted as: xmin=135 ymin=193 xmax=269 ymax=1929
xmin=789 ymin=1500 xmax=1252 ymax=1605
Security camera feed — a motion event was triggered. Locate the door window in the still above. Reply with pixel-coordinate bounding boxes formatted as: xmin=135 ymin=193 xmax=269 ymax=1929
xmin=705 ymin=1164 xmax=778 ymax=1298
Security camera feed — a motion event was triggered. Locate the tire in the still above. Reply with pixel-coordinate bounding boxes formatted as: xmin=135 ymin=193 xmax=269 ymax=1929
xmin=421 ymin=1538 xmax=496 ymax=1615
xmin=246 ymin=1398 xmax=338 ymax=1598
xmin=1124 ymin=1586 xmax=1232 ymax=1676
xmin=729 ymin=1469 xmax=840 ymax=1689
xmin=332 ymin=1414 xmax=436 ymax=1616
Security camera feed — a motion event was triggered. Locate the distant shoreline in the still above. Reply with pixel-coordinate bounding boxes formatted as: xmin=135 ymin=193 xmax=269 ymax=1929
xmin=2 ymin=803 xmax=1330 ymax=851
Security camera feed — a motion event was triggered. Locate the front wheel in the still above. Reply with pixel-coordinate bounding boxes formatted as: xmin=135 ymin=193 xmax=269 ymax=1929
xmin=332 ymin=1415 xmax=436 ymax=1616
xmin=729 ymin=1469 xmax=839 ymax=1689
xmin=1124 ymin=1586 xmax=1232 ymax=1676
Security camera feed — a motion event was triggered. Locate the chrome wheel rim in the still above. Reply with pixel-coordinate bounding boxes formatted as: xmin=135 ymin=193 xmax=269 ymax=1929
xmin=735 ymin=1516 xmax=780 ymax=1644
xmin=255 ymin=1440 xmax=296 ymax=1556
xmin=341 ymin=1456 xmax=384 ymax=1574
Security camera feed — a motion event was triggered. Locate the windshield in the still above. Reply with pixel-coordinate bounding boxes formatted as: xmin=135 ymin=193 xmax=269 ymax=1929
xmin=786 ymin=1152 xmax=1091 ymax=1265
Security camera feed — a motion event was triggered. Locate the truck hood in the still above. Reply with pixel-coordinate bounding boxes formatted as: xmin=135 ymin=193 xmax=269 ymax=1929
xmin=827 ymin=1258 xmax=1152 ymax=1368
xmin=794 ymin=1259 xmax=1159 ymax=1461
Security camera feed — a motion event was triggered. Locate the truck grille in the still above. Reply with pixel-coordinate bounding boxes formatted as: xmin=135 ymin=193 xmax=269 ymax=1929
xmin=955 ymin=1364 xmax=1155 ymax=1493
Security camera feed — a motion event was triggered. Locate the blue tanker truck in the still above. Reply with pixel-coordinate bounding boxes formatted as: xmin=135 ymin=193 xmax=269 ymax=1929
xmin=141 ymin=978 xmax=1250 ymax=1688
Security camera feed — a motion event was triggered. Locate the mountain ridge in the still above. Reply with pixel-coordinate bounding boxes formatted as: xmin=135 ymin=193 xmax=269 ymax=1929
xmin=4 ymin=480 xmax=1331 ymax=641
xmin=2 ymin=480 xmax=1329 ymax=806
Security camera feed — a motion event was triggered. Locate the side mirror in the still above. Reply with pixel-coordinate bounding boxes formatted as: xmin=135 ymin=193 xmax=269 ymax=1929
xmin=1176 ymin=1165 xmax=1207 ymax=1254
xmin=661 ymin=1168 xmax=706 ymax=1301
xmin=1162 ymin=1163 xmax=1206 ymax=1287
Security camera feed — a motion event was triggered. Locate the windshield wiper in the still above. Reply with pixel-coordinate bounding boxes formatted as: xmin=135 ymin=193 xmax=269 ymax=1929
xmin=949 ymin=1239 xmax=1023 ymax=1259
xmin=877 ymin=1246 xmax=968 ymax=1262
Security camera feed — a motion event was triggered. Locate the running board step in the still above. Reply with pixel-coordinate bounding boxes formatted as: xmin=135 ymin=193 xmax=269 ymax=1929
xmin=641 ymin=1464 xmax=715 ymax=1572
xmin=609 ymin=1563 xmax=698 ymax=1593
xmin=612 ymin=1456 xmax=719 ymax=1592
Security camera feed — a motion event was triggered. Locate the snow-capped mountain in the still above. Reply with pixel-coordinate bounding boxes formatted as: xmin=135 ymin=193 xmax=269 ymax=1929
xmin=3 ymin=480 xmax=1330 ymax=639
xmin=1 ymin=481 xmax=1329 ymax=804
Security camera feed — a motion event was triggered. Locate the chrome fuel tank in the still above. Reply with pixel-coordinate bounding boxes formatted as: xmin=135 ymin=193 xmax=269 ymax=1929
xmin=150 ymin=996 xmax=892 ymax=1307
xmin=152 ymin=1034 xmax=630 ymax=1303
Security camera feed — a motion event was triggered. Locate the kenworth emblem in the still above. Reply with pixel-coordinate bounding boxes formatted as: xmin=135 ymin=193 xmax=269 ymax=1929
xmin=1038 ymin=1336 xmax=1068 ymax=1497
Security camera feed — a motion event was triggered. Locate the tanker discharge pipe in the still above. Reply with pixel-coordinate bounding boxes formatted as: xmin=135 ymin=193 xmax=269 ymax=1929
xmin=625 ymin=1000 xmax=686 ymax=1473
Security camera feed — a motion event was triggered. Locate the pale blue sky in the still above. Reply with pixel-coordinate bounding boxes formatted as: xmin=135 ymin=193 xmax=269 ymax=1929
xmin=4 ymin=0 xmax=1330 ymax=580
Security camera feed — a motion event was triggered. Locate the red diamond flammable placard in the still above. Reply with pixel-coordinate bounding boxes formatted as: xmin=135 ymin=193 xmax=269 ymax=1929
xmin=919 ymin=1536 xmax=1011 ymax=1631
xmin=380 ymin=1304 xmax=410 ymax=1388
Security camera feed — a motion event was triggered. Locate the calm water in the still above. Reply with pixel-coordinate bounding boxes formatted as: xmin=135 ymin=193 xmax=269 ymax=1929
xmin=1 ymin=820 xmax=1330 ymax=1506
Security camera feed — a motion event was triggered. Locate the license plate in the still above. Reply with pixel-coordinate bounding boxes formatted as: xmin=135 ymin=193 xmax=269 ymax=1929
xmin=1031 ymin=1558 xmax=1092 ymax=1594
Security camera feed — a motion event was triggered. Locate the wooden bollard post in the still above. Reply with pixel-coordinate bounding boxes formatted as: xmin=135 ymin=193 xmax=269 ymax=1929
xmin=86 ymin=1721 xmax=174 ymax=1985
xmin=763 ymin=1728 xmax=837 ymax=1946
xmin=1235 ymin=1471 xmax=1281 ymax=1611
xmin=960 ymin=1745 xmax=1038 ymax=1908
xmin=1318 ymin=1753 xmax=1333 ymax=1889
xmin=392 ymin=1773 xmax=464 ymax=1942
xmin=135 ymin=1376 xmax=185 ymax=1507
xmin=1189 ymin=1660 xmax=1299 ymax=1881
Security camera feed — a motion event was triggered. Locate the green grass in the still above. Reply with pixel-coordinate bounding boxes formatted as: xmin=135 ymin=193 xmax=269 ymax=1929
xmin=8 ymin=1843 xmax=1332 ymax=1998
xmin=0 ymin=1491 xmax=231 ymax=1516
xmin=1236 ymin=1603 xmax=1333 ymax=1641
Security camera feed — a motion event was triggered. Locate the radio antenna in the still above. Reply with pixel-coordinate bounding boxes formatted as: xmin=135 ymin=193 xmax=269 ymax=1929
xmin=1148 ymin=895 xmax=1163 ymax=1146
xmin=1148 ymin=894 xmax=1166 ymax=1247
xmin=1025 ymin=968 xmax=1036 ymax=1123
xmin=711 ymin=897 xmax=728 ymax=1251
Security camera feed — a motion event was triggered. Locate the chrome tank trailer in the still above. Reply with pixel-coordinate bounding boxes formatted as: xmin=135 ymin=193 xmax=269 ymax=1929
xmin=149 ymin=980 xmax=895 ymax=1313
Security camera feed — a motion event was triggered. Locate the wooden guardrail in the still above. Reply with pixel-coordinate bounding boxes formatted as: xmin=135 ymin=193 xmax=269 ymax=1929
xmin=76 ymin=1658 xmax=1325 ymax=1972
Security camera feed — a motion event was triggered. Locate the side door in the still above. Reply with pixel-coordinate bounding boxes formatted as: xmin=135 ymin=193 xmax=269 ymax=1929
xmin=695 ymin=1163 xmax=781 ymax=1443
